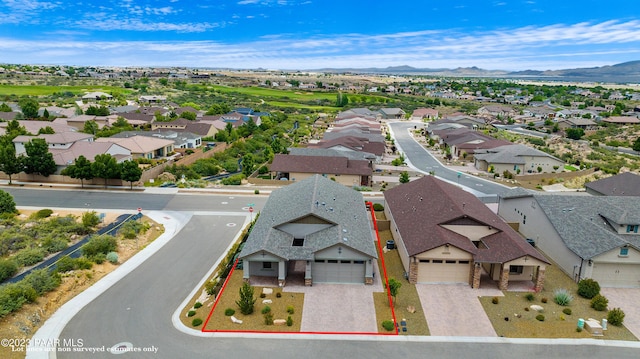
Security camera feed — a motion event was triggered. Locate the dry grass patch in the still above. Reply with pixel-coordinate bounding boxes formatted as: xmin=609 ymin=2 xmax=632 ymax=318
xmin=374 ymin=228 xmax=429 ymax=335
xmin=202 ymin=270 xmax=304 ymax=332
xmin=481 ymin=256 xmax=638 ymax=340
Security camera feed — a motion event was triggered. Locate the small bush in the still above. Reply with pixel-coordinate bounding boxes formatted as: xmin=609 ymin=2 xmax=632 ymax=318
xmin=562 ymin=308 xmax=572 ymax=315
xmin=194 ymin=302 xmax=203 ymax=309
xmin=541 ymin=297 xmax=548 ymax=304
xmin=264 ymin=312 xmax=274 ymax=325
xmin=82 ymin=211 xmax=100 ymax=228
xmin=524 ymin=307 xmax=530 ymax=311
xmin=224 ymin=308 xmax=235 ymax=316
xmin=106 ymin=251 xmax=118 ymax=264
xmin=525 ymin=293 xmax=535 ymax=302
xmin=536 ymin=314 xmax=545 ymax=322
xmin=205 ymin=280 xmax=217 ymax=296
xmin=82 ymin=234 xmax=117 ymax=257
xmin=276 ymin=292 xmax=282 ymax=298
xmin=192 ymin=318 xmax=203 ymax=327
xmin=91 ymin=253 xmax=106 ymax=264
xmin=492 ymin=296 xmax=499 ymax=304
xmin=32 ymin=209 xmax=53 ymax=219
xmin=261 ymin=305 xmax=271 ymax=314
xmin=382 ymin=320 xmax=395 ymax=331
xmin=286 ymin=315 xmax=293 ymax=327
xmin=187 ymin=310 xmax=196 ymax=317
xmin=0 ymin=259 xmax=17 ymax=282
xmin=576 ymin=327 xmax=583 ymax=332
xmin=286 ymin=305 xmax=295 ymax=314
xmin=553 ymin=288 xmax=573 ymax=306
xmin=577 ymin=278 xmax=600 ymax=299
xmin=373 ymin=203 xmax=384 ymax=211
xmin=14 ymin=248 xmax=46 ymax=267
xmin=591 ymin=294 xmax=609 ymax=311
xmin=260 ymin=293 xmax=266 ymax=298
xmin=254 ymin=189 xmax=260 ymax=194
xmin=607 ymin=308 xmax=625 ymax=326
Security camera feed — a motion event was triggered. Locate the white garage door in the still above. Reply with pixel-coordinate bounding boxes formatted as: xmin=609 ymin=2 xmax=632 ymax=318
xmin=417 ymin=259 xmax=470 ymax=284
xmin=312 ymin=259 xmax=365 ymax=284
xmin=591 ymin=263 xmax=640 ymax=288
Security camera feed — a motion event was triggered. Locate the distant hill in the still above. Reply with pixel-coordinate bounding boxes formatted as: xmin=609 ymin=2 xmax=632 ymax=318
xmin=311 ymin=60 xmax=640 ymax=83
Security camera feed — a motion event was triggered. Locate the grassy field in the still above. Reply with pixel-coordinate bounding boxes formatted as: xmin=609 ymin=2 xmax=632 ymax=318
xmin=0 ymin=84 xmax=130 ymax=96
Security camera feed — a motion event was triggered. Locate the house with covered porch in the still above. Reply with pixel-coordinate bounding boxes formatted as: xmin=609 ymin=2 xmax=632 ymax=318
xmin=238 ymin=175 xmax=378 ymax=287
xmin=383 ymin=175 xmax=549 ymax=291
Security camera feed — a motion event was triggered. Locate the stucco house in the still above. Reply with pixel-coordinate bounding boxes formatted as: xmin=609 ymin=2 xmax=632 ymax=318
xmin=239 ymin=175 xmax=378 ymax=286
xmin=474 ymin=144 xmax=564 ymax=174
xmin=270 ymin=153 xmax=372 ymax=187
xmin=95 ymin=135 xmax=174 ymax=159
xmin=384 ymin=176 xmax=548 ymax=290
xmin=499 ymin=189 xmax=640 ymax=287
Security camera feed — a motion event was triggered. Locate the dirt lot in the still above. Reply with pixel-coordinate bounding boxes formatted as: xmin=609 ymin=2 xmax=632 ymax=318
xmin=0 ymin=210 xmax=163 ymax=359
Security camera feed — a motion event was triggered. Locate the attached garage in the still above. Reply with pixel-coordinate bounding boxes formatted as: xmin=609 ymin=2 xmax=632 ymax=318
xmin=312 ymin=259 xmax=366 ymax=284
xmin=591 ymin=263 xmax=640 ymax=288
xmin=417 ymin=259 xmax=470 ymax=284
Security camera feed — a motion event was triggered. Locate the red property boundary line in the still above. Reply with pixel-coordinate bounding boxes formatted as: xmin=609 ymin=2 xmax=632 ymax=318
xmin=201 ymin=201 xmax=398 ymax=335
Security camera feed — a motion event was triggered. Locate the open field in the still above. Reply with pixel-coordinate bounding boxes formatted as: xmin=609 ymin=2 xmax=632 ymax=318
xmin=0 ymin=84 xmax=130 ymax=96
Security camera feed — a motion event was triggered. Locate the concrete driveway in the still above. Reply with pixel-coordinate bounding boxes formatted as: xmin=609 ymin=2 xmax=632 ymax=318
xmin=285 ymin=262 xmax=385 ymax=333
xmin=601 ymin=288 xmax=640 ymax=339
xmin=416 ymin=284 xmax=503 ymax=337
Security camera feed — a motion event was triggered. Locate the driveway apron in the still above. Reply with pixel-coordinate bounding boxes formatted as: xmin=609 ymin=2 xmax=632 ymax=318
xmin=416 ymin=284 xmax=502 ymax=337
xmin=601 ymin=288 xmax=640 ymax=339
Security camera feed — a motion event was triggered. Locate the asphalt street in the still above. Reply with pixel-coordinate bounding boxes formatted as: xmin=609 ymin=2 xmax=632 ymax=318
xmin=388 ymin=121 xmax=510 ymax=201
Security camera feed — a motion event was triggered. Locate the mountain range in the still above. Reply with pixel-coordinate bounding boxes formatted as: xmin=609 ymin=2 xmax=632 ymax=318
xmin=312 ymin=60 xmax=640 ymax=84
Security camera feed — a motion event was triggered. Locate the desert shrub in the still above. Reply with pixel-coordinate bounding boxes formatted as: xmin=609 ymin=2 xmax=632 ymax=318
xmin=0 ymin=282 xmax=37 ymax=317
xmin=106 ymin=252 xmax=119 ymax=264
xmin=14 ymin=248 xmax=46 ymax=266
xmin=553 ymin=288 xmax=573 ymax=306
xmin=562 ymin=308 xmax=572 ymax=315
xmin=276 ymin=292 xmax=282 ymax=298
xmin=286 ymin=305 xmax=295 ymax=314
xmin=205 ymin=280 xmax=217 ymax=296
xmin=32 ymin=209 xmax=53 ymax=219
xmin=264 ymin=312 xmax=274 ymax=325
xmin=82 ymin=234 xmax=117 ymax=257
xmin=23 ymin=269 xmax=61 ymax=296
xmin=373 ymin=203 xmax=384 ymax=211
xmin=536 ymin=314 xmax=545 ymax=322
xmin=120 ymin=220 xmax=146 ymax=239
xmin=0 ymin=259 xmax=17 ymax=282
xmin=81 ymin=211 xmax=100 ymax=228
xmin=194 ymin=302 xmax=203 ymax=309
xmin=286 ymin=315 xmax=293 ymax=327
xmin=236 ymin=282 xmax=256 ymax=315
xmin=260 ymin=292 xmax=266 ymax=298
xmin=192 ymin=318 xmax=203 ymax=327
xmin=382 ymin=320 xmax=395 ymax=331
xmin=607 ymin=308 xmax=625 ymax=326
xmin=492 ymin=296 xmax=499 ymax=304
xmin=541 ymin=297 xmax=548 ymax=303
xmin=577 ymin=278 xmax=600 ymax=299
xmin=261 ymin=305 xmax=271 ymax=314
xmin=55 ymin=256 xmax=93 ymax=273
xmin=91 ymin=253 xmax=106 ymax=264
xmin=590 ymin=294 xmax=608 ymax=311
xmin=525 ymin=293 xmax=535 ymax=302
xmin=221 ymin=174 xmax=244 ymax=185
xmin=187 ymin=310 xmax=196 ymax=317
xmin=576 ymin=327 xmax=583 ymax=332
xmin=42 ymin=237 xmax=68 ymax=253
xmin=224 ymin=308 xmax=235 ymax=316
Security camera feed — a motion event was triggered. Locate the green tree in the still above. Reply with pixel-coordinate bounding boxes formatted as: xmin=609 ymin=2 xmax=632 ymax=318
xmin=42 ymin=108 xmax=50 ymax=119
xmin=119 ymin=160 xmax=143 ymax=189
xmin=235 ymin=282 xmax=256 ymax=315
xmin=0 ymin=103 xmax=11 ymax=112
xmin=205 ymin=103 xmax=231 ymax=115
xmin=385 ymin=278 xmax=402 ymax=305
xmin=633 ymin=137 xmax=640 ymax=152
xmin=18 ymin=98 xmax=39 ymax=118
xmin=91 ymin=154 xmax=120 ymax=188
xmin=61 ymin=155 xmax=94 ymax=188
xmin=85 ymin=105 xmax=109 ymax=116
xmin=0 ymin=189 xmax=17 ymax=214
xmin=566 ymin=128 xmax=585 ymax=140
xmin=82 ymin=120 xmax=99 ymax=135
xmin=37 ymin=126 xmax=55 ymax=135
xmin=0 ymin=138 xmax=23 ymax=184
xmin=180 ymin=111 xmax=197 ymax=121
xmin=241 ymin=153 xmax=255 ymax=177
xmin=24 ymin=138 xmax=57 ymax=177
xmin=336 ymin=92 xmax=349 ymax=107
xmin=5 ymin=120 xmax=27 ymax=139
xmin=399 ymin=171 xmax=410 ymax=183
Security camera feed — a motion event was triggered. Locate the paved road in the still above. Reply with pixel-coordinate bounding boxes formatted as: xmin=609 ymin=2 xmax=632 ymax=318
xmin=388 ymin=122 xmax=509 ymax=201
xmin=13 ymin=188 xmax=640 ymax=358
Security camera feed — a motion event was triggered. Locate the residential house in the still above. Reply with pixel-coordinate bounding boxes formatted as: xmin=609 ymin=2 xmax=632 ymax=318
xmin=585 ymin=172 xmax=640 ymax=196
xmin=139 ymin=95 xmax=167 ymax=104
xmin=411 ymin=108 xmax=439 ymax=121
xmin=474 ymin=144 xmax=564 ymax=174
xmin=110 ymin=130 xmax=202 ymax=149
xmin=307 ymin=136 xmax=385 ymax=162
xmin=378 ymin=108 xmax=406 ymax=120
xmin=601 ymin=116 xmax=640 ymax=125
xmin=477 ymin=105 xmax=517 ymax=119
xmin=239 ymin=175 xmax=378 ymax=286
xmin=95 ymin=135 xmax=174 ymax=159
xmin=499 ymin=189 xmax=640 ymax=287
xmin=270 ymin=153 xmax=372 ymax=187
xmin=82 ymin=92 xmax=113 ymax=102
xmin=150 ymin=118 xmax=218 ymax=138
xmin=384 ymin=176 xmax=548 ymax=290
xmin=0 ymin=120 xmax=76 ymax=137
xmin=335 ymin=108 xmax=379 ymax=120
xmin=52 ymin=141 xmax=132 ymax=172
xmin=556 ymin=117 xmax=598 ymax=131
xmin=13 ymin=132 xmax=94 ymax=155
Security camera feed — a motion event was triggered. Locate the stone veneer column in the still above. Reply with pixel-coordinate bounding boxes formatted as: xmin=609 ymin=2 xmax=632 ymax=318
xmin=470 ymin=262 xmax=481 ymax=289
xmin=365 ymin=277 xmax=373 ymax=285
xmin=304 ymin=278 xmax=312 ymax=286
xmin=534 ymin=267 xmax=545 ymax=292
xmin=499 ymin=266 xmax=509 ymax=291
xmin=409 ymin=260 xmax=418 ymax=284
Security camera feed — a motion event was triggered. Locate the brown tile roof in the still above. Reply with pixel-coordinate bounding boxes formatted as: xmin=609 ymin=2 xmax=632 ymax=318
xmin=270 ymin=154 xmax=372 ymax=176
xmin=384 ymin=176 xmax=548 ymax=264
xmin=309 ymin=135 xmax=385 ymax=156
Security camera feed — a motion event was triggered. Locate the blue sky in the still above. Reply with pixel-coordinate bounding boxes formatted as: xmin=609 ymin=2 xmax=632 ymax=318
xmin=1 ymin=0 xmax=639 ymax=70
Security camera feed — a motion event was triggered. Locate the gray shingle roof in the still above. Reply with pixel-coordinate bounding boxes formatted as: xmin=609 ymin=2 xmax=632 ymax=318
xmin=239 ymin=175 xmax=377 ymax=261
xmin=585 ymin=172 xmax=640 ymax=196
xmin=287 ymin=147 xmax=375 ymax=161
xmin=532 ymin=195 xmax=640 ymax=258
xmin=474 ymin=144 xmax=562 ymax=164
